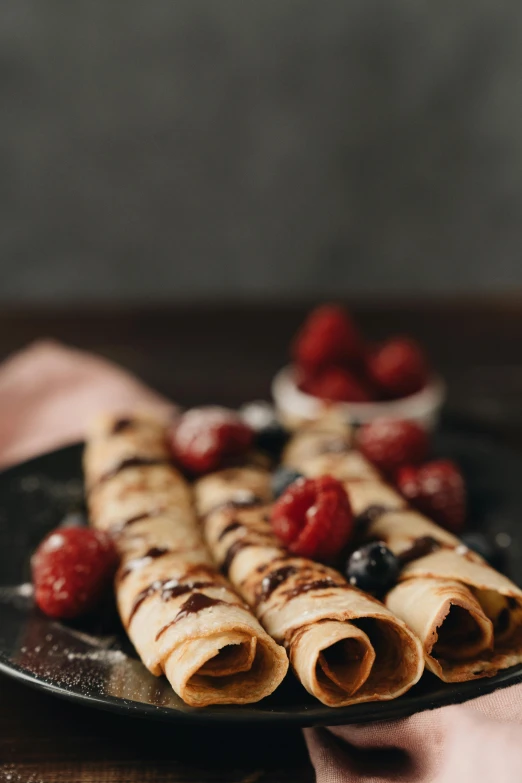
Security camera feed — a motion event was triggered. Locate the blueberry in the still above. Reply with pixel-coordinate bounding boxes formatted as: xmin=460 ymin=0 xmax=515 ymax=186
xmin=460 ymin=532 xmax=504 ymax=570
xmin=255 ymin=423 xmax=290 ymax=459
xmin=240 ymin=401 xmax=290 ymax=460
xmin=345 ymin=542 xmax=400 ymax=594
xmin=271 ymin=467 xmax=304 ymax=499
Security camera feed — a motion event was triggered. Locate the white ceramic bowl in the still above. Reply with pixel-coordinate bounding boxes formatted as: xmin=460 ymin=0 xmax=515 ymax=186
xmin=272 ymin=365 xmax=446 ymax=431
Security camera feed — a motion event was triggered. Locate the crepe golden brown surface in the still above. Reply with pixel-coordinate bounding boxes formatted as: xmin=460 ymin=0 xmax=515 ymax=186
xmin=84 ymin=413 xmax=288 ymax=707
xmin=194 ymin=466 xmax=424 ymax=706
xmin=284 ymin=418 xmax=522 ymax=682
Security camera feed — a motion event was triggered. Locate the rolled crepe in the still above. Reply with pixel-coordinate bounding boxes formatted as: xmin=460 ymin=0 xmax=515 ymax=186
xmin=284 ymin=420 xmax=522 ymax=682
xmin=84 ymin=413 xmax=288 ymax=707
xmin=194 ymin=467 xmax=424 ymax=706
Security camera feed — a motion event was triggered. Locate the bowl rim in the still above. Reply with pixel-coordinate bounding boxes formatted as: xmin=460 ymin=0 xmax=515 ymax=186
xmin=272 ymin=364 xmax=446 ymax=423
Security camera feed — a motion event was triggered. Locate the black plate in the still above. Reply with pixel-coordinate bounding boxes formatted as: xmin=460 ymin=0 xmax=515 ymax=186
xmin=1 ymin=425 xmax=522 ymax=727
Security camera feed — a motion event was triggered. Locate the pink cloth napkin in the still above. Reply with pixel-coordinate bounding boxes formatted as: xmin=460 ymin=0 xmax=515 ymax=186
xmin=3 ymin=340 xmax=522 ymax=783
xmin=305 ymin=685 xmax=522 ymax=782
xmin=0 ymin=340 xmax=176 ymax=469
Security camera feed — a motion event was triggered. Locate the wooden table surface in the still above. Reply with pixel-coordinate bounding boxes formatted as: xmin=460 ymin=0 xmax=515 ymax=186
xmin=1 ymin=299 xmax=522 ymax=783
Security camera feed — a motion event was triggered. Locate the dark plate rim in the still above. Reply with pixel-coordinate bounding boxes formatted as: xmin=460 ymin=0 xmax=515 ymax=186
xmin=2 ymin=650 xmax=522 ymax=727
xmin=1 ymin=435 xmax=522 ymax=726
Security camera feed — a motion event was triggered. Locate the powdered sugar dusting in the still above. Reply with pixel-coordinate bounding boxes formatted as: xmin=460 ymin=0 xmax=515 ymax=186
xmin=66 ymin=649 xmax=126 ymax=663
xmin=53 ymin=626 xmax=118 ymax=649
xmin=18 ymin=475 xmax=83 ymax=504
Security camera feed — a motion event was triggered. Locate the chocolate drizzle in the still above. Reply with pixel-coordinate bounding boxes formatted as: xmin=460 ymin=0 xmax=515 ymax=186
xmin=282 ymin=577 xmax=344 ymax=601
xmin=128 ymin=580 xmax=163 ymax=624
xmin=221 ymin=533 xmax=278 ymax=575
xmin=109 ymin=509 xmax=164 ymax=535
xmin=174 ymin=592 xmax=223 ymax=622
xmin=218 ymin=521 xmax=243 ymax=541
xmin=161 ymin=580 xmax=215 ymax=602
xmin=112 ymin=417 xmax=134 ymax=434
xmin=354 ymin=504 xmax=391 ymax=530
xmin=145 ymin=546 xmax=170 ymax=559
xmin=257 ymin=566 xmax=298 ymax=605
xmin=204 ymin=493 xmax=265 ymax=519
xmin=222 ymin=539 xmax=250 ymax=575
xmin=155 ymin=593 xmax=225 ymax=640
xmin=398 ymin=536 xmax=442 ymax=566
xmin=93 ymin=457 xmax=170 ymax=489
xmin=119 ymin=511 xmax=152 ymax=527
xmin=320 ymin=438 xmax=351 ymax=454
xmin=128 ymin=579 xmax=215 ymax=624
xmin=118 ymin=546 xmax=171 ymax=582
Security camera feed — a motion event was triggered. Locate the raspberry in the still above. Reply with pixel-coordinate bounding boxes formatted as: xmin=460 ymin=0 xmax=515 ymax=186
xmin=357 ymin=418 xmax=429 ymax=477
xmin=300 ymin=367 xmax=373 ymax=403
xmin=292 ymin=304 xmax=362 ymax=374
xmin=32 ymin=527 xmax=118 ymax=619
xmin=396 ymin=460 xmax=466 ymax=534
xmin=271 ymin=475 xmax=354 ymax=562
xmin=169 ymin=406 xmax=253 ymax=474
xmin=367 ymin=337 xmax=429 ymax=398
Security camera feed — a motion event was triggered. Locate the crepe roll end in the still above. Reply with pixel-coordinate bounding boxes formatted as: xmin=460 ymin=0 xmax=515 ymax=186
xmin=288 ymin=620 xmax=375 ymax=707
xmin=387 ymin=578 xmax=495 ymax=681
xmin=473 ymin=588 xmax=522 ymax=643
xmin=163 ymin=629 xmax=288 ymax=707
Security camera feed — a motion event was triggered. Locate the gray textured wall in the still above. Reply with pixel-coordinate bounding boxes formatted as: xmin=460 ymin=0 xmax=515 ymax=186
xmin=1 ymin=1 xmax=522 ymax=302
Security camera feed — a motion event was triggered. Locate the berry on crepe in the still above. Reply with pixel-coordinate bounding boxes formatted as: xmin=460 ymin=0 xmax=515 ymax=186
xmin=169 ymin=407 xmax=253 ymax=475
xmin=271 ymin=475 xmax=353 ymax=562
xmin=396 ymin=459 xmax=466 ymax=534
xmin=357 ymin=418 xmax=429 ymax=477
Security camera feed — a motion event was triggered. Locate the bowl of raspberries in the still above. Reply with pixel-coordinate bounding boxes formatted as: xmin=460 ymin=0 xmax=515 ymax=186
xmin=272 ymin=304 xmax=445 ymax=430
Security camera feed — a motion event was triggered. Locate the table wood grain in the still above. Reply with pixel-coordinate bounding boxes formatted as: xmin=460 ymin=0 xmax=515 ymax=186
xmin=1 ymin=299 xmax=521 ymax=782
